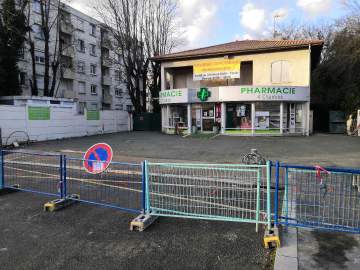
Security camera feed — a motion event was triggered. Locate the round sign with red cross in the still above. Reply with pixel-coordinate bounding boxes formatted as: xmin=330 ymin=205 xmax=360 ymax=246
xmin=83 ymin=143 xmax=113 ymax=174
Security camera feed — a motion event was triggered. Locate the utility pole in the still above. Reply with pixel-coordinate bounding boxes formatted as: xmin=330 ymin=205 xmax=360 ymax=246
xmin=273 ymin=14 xmax=282 ymax=38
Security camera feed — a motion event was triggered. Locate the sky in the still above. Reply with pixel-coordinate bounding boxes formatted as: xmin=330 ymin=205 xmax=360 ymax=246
xmin=68 ymin=0 xmax=350 ymax=51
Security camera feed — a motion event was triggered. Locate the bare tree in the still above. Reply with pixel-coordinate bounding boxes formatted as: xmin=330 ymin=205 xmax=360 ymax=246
xmin=143 ymin=0 xmax=181 ymax=112
xmin=96 ymin=0 xmax=180 ymax=113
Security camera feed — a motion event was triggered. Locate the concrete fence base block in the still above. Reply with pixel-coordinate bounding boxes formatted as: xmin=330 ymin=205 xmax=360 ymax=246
xmin=0 ymin=186 xmax=21 ymax=195
xmin=130 ymin=213 xmax=158 ymax=232
xmin=264 ymin=225 xmax=281 ymax=249
xmin=43 ymin=194 xmax=80 ymax=212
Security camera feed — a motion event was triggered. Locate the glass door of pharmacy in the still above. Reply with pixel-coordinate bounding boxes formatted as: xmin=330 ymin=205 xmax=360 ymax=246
xmin=201 ymin=104 xmax=215 ymax=132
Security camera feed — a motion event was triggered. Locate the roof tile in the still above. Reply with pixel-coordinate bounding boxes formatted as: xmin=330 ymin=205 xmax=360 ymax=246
xmin=152 ymin=39 xmax=324 ymax=61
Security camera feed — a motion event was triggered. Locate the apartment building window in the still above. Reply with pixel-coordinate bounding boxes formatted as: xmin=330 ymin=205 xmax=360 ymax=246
xmin=35 ymin=52 xmax=45 ymax=64
xmin=77 ymin=61 xmax=85 ymax=74
xmin=90 ymin=64 xmax=97 ymax=76
xmin=78 ymin=81 xmax=86 ymax=94
xmin=271 ymin=60 xmax=290 ymax=83
xmin=90 ymin=23 xmax=96 ymax=36
xmin=33 ymin=0 xmax=41 ymax=13
xmin=90 ymin=85 xmax=97 ymax=95
xmin=19 ymin=72 xmax=26 ymax=85
xmin=77 ymin=39 xmax=86 ymax=53
xmin=115 ymin=88 xmax=123 ymax=97
xmin=90 ymin=44 xmax=97 ymax=56
xmin=17 ymin=47 xmax=25 ymax=59
xmin=114 ymin=70 xmax=121 ymax=81
xmin=33 ymin=24 xmax=45 ymax=40
xmin=75 ymin=18 xmax=84 ymax=31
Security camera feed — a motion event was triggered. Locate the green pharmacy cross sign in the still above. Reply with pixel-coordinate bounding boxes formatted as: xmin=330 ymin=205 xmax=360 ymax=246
xmin=197 ymin=87 xmax=211 ymax=102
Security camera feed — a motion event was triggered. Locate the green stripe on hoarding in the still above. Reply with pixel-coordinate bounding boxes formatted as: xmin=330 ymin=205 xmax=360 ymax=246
xmin=28 ymin=106 xmax=50 ymax=120
xmin=87 ymin=110 xmax=100 ymax=120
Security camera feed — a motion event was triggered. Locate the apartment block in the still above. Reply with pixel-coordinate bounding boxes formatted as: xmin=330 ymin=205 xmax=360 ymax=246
xmin=17 ymin=0 xmax=132 ymax=112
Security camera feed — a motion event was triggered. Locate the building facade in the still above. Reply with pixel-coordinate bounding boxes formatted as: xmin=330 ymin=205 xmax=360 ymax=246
xmin=17 ymin=1 xmax=132 ymax=113
xmin=153 ymin=40 xmax=323 ymax=136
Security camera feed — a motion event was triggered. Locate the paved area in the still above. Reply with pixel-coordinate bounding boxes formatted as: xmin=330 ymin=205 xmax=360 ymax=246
xmin=21 ymin=131 xmax=360 ymax=167
xmin=1 ymin=131 xmax=360 ymax=270
xmin=0 ymin=191 xmax=271 ymax=270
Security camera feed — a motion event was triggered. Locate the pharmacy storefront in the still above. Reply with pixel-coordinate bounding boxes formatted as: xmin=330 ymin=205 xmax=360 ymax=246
xmin=160 ymin=86 xmax=310 ymax=136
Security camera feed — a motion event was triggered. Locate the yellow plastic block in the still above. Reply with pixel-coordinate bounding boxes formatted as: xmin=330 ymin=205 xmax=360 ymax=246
xmin=264 ymin=235 xmax=281 ymax=249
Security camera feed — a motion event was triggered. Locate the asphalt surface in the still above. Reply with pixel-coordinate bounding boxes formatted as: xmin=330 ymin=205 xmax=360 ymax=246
xmin=0 ymin=190 xmax=271 ymax=270
xmin=1 ymin=131 xmax=360 ymax=270
xmin=18 ymin=131 xmax=360 ymax=167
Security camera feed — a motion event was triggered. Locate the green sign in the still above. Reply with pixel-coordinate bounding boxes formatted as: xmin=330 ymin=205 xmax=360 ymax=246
xmin=159 ymin=90 xmax=183 ymax=98
xmin=197 ymin=87 xmax=211 ymax=102
xmin=28 ymin=106 xmax=50 ymax=120
xmin=87 ymin=110 xmax=100 ymax=120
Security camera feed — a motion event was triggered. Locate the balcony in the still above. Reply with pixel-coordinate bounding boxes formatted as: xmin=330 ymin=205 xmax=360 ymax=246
xmin=61 ymin=46 xmax=75 ymax=58
xmin=60 ymin=21 xmax=74 ymax=35
xmin=62 ymin=69 xmax=75 ymax=80
xmin=102 ymin=76 xmax=112 ymax=86
xmin=102 ymin=57 xmax=112 ymax=68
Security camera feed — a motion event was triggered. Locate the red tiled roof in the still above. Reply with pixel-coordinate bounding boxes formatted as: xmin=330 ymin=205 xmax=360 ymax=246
xmin=152 ymin=39 xmax=324 ymax=61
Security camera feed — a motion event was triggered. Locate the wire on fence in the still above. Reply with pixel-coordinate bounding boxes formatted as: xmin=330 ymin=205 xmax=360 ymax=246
xmin=277 ymin=166 xmax=360 ymax=233
xmin=2 ymin=150 xmax=62 ymax=196
xmin=65 ymin=158 xmax=143 ymax=213
xmin=147 ymin=163 xmax=271 ymax=229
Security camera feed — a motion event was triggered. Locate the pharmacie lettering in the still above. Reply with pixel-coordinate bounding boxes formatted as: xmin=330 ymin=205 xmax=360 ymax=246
xmin=240 ymin=87 xmax=296 ymax=95
xmin=160 ymin=90 xmax=183 ymax=98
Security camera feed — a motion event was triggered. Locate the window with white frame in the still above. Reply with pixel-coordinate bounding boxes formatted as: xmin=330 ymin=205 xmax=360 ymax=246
xmin=90 ymin=84 xmax=97 ymax=95
xmin=78 ymin=81 xmax=86 ymax=94
xmin=77 ymin=39 xmax=86 ymax=53
xmin=35 ymin=52 xmax=45 ymax=64
xmin=271 ymin=60 xmax=290 ymax=83
xmin=90 ymin=64 xmax=97 ymax=76
xmin=33 ymin=0 xmax=41 ymax=13
xmin=90 ymin=23 xmax=96 ymax=36
xmin=89 ymin=44 xmax=96 ymax=56
xmin=77 ymin=61 xmax=85 ymax=73
xmin=33 ymin=24 xmax=45 ymax=40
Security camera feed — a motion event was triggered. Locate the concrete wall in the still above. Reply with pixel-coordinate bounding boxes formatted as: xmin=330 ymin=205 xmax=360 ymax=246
xmin=0 ymin=105 xmax=131 ymax=146
xmin=161 ymin=49 xmax=311 ymax=90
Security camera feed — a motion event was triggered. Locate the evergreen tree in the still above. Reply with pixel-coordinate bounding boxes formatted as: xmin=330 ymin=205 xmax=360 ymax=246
xmin=0 ymin=0 xmax=27 ymax=96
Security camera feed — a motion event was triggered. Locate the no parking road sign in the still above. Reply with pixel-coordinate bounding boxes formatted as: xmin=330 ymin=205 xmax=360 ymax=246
xmin=83 ymin=143 xmax=113 ymax=174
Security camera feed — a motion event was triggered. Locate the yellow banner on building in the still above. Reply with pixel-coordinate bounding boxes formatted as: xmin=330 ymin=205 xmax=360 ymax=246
xmin=193 ymin=59 xmax=241 ymax=81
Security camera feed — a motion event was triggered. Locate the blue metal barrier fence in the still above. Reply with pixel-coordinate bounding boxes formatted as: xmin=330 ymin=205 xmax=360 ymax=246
xmin=1 ymin=149 xmax=360 ymax=235
xmin=274 ymin=163 xmax=360 ymax=233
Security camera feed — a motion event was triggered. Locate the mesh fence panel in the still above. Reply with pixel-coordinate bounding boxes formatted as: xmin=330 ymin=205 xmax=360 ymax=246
xmin=66 ymin=158 xmax=143 ymax=213
xmin=3 ymin=151 xmax=61 ymax=196
xmin=279 ymin=168 xmax=360 ymax=232
xmin=147 ymin=163 xmax=270 ymax=225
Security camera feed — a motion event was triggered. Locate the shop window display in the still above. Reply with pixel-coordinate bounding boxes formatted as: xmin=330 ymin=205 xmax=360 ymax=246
xmin=226 ymin=104 xmax=252 ymax=131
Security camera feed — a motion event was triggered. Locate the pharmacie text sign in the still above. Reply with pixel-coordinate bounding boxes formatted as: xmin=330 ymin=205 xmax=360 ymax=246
xmin=219 ymin=86 xmax=310 ymax=102
xmin=159 ymin=88 xmax=189 ymax=104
